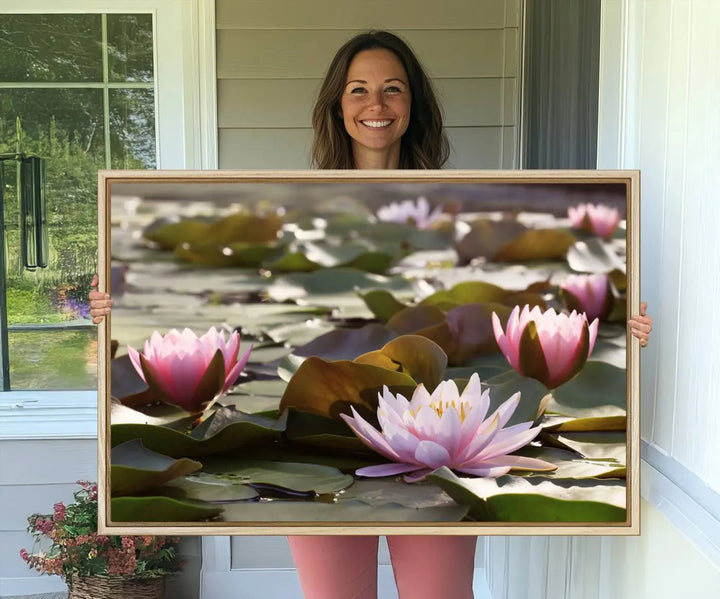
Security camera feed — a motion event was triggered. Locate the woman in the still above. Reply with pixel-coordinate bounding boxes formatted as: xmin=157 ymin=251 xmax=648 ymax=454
xmin=90 ymin=31 xmax=653 ymax=599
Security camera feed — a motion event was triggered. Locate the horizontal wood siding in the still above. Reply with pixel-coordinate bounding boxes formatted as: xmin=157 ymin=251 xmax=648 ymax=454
xmin=217 ymin=0 xmax=521 ymax=169
xmin=216 ymin=0 xmax=508 ymax=30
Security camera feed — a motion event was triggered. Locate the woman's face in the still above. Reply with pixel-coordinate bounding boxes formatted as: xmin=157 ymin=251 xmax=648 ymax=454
xmin=340 ymin=48 xmax=411 ymax=162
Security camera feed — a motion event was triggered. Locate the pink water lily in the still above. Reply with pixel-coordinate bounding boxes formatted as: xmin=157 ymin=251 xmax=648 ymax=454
xmin=560 ymin=273 xmax=614 ymax=321
xmin=568 ymin=203 xmax=621 ymax=238
xmin=340 ymin=373 xmax=555 ymax=482
xmin=128 ymin=327 xmax=252 ymax=413
xmin=376 ymin=196 xmax=444 ymax=229
xmin=492 ymin=305 xmax=598 ymax=389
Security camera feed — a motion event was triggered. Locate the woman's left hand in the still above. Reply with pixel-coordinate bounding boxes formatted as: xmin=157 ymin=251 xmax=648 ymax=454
xmin=629 ymin=301 xmax=653 ymax=347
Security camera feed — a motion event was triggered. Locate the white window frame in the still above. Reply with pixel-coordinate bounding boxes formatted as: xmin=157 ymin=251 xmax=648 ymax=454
xmin=0 ymin=0 xmax=217 ymax=439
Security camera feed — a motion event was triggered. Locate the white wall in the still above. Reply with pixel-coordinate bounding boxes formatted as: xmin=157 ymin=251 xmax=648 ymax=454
xmin=485 ymin=1 xmax=720 ymax=596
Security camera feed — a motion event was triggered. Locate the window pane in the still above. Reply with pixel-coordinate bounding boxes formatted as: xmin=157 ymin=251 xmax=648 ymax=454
xmin=1 ymin=90 xmax=102 ymax=390
xmin=0 ymin=14 xmax=102 ymax=82
xmin=107 ymin=14 xmax=155 ymax=83
xmin=8 ymin=329 xmax=97 ymax=389
xmin=110 ymin=89 xmax=156 ymax=168
xmin=0 ymin=89 xmax=106 ymax=155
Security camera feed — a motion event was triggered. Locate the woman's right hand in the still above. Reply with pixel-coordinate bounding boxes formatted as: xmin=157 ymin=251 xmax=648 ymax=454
xmin=89 ymin=274 xmax=113 ymax=324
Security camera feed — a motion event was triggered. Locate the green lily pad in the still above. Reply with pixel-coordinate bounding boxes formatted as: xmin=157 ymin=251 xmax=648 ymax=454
xmin=284 ymin=409 xmax=371 ymax=453
xmin=444 ymin=352 xmax=514 ymax=382
xmin=110 ymin=410 xmax=288 ymax=458
xmin=358 ymin=289 xmax=409 ymax=321
xmin=494 ymin=229 xmax=577 ymax=262
xmin=341 ymin=478 xmax=457 ymax=509
xmin=200 ymin=460 xmax=354 ymax=495
xmin=354 ymin=335 xmax=448 ymax=389
xmin=111 ymin=439 xmax=203 ymax=497
xmin=218 ymin=497 xmax=469 ymax=522
xmin=545 ymin=361 xmax=627 ymax=429
xmin=175 ymin=240 xmax=283 ymax=267
xmin=420 ymin=280 xmax=507 ymax=309
xmin=159 ymin=473 xmax=259 ymax=502
xmin=428 ymin=467 xmax=626 ymax=522
xmin=267 ymin=268 xmax=412 ymax=302
xmin=143 ymin=219 xmax=212 ymax=250
xmin=512 ymin=446 xmax=626 ymax=479
xmin=111 ymin=495 xmax=223 ymax=523
xmin=484 ymin=370 xmax=552 ymax=426
xmin=278 ymin=356 xmax=417 ymax=423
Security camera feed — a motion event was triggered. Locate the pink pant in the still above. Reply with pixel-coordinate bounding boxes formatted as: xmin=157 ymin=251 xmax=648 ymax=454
xmin=287 ymin=535 xmax=477 ymax=599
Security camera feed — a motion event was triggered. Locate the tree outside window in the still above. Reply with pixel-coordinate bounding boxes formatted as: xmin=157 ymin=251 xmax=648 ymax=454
xmin=0 ymin=13 xmax=156 ymax=390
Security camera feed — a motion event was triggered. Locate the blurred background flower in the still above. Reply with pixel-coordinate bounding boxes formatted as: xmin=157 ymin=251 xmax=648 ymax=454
xmin=568 ymin=203 xmax=621 ymax=238
xmin=376 ymin=196 xmax=445 ymax=229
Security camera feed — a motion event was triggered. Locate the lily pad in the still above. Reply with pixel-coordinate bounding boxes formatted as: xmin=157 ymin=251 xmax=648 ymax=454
xmin=455 ymin=219 xmax=527 ymax=264
xmin=110 ymin=410 xmax=288 ymax=458
xmin=200 ymin=460 xmax=354 ymax=495
xmin=278 ymin=357 xmax=417 ymax=423
xmin=341 ymin=478 xmax=458 ymax=509
xmin=284 ymin=408 xmax=373 ymax=453
xmin=484 ymin=370 xmax=552 ymax=426
xmin=159 ymin=473 xmax=259 ymax=502
xmin=567 ymin=238 xmax=626 ymax=274
xmin=110 ymin=439 xmax=203 ymax=496
xmin=175 ymin=240 xmax=283 ymax=268
xmin=218 ymin=497 xmax=469 ymax=522
xmin=544 ymin=361 xmax=627 ymax=430
xmin=111 ymin=495 xmax=223 ymax=523
xmin=293 ymin=323 xmax=397 ymax=362
xmin=354 ymin=335 xmax=448 ymax=389
xmin=512 ymin=446 xmax=626 ymax=479
xmin=428 ymin=467 xmax=626 ymax=522
xmin=142 ymin=219 xmax=211 ymax=250
xmin=426 ymin=305 xmax=513 ymax=366
xmin=494 ymin=229 xmax=577 ymax=262
xmin=267 ymin=268 xmax=413 ymax=303
xmin=358 ymin=289 xmax=409 ymax=321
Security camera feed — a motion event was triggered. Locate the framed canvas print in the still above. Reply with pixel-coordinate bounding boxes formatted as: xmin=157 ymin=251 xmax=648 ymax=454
xmin=97 ymin=170 xmax=640 ymax=535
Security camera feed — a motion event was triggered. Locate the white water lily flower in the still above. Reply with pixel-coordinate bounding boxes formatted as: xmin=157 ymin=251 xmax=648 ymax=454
xmin=340 ymin=373 xmax=555 ymax=482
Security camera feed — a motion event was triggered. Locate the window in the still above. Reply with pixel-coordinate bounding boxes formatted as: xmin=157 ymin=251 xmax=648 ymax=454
xmin=0 ymin=13 xmax=157 ymax=390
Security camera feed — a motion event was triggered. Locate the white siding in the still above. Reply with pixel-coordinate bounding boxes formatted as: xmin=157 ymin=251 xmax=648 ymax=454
xmin=215 ymin=0 xmax=522 ymax=169
xmin=485 ymin=1 xmax=720 ymax=597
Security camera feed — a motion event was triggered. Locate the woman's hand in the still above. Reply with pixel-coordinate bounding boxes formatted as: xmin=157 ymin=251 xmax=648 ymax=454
xmin=629 ymin=301 xmax=652 ymax=347
xmin=89 ymin=274 xmax=113 ymax=324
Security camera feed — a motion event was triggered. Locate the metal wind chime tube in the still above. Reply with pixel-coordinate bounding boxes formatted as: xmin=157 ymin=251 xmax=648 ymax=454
xmin=0 ymin=152 xmax=48 ymax=390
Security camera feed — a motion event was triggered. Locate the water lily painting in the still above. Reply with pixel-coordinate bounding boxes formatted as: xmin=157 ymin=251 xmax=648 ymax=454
xmin=97 ymin=170 xmax=640 ymax=535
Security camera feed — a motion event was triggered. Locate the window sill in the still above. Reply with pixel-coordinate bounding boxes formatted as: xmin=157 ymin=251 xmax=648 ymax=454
xmin=642 ymin=441 xmax=720 ymax=567
xmin=0 ymin=391 xmax=97 ymax=440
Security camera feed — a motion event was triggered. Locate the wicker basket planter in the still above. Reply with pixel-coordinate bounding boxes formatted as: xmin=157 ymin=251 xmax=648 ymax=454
xmin=67 ymin=574 xmax=165 ymax=599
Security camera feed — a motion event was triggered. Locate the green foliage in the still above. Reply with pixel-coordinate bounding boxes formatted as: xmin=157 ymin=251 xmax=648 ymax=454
xmin=20 ymin=481 xmax=183 ymax=583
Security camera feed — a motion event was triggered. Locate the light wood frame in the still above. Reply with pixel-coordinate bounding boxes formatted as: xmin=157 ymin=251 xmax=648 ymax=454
xmin=97 ymin=169 xmax=640 ymax=535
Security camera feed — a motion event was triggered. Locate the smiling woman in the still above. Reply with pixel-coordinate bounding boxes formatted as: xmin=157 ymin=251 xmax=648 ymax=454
xmin=310 ymin=30 xmax=449 ymax=170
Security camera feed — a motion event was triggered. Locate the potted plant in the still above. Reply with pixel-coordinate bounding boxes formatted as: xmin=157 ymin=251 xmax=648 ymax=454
xmin=20 ymin=480 xmax=182 ymax=599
